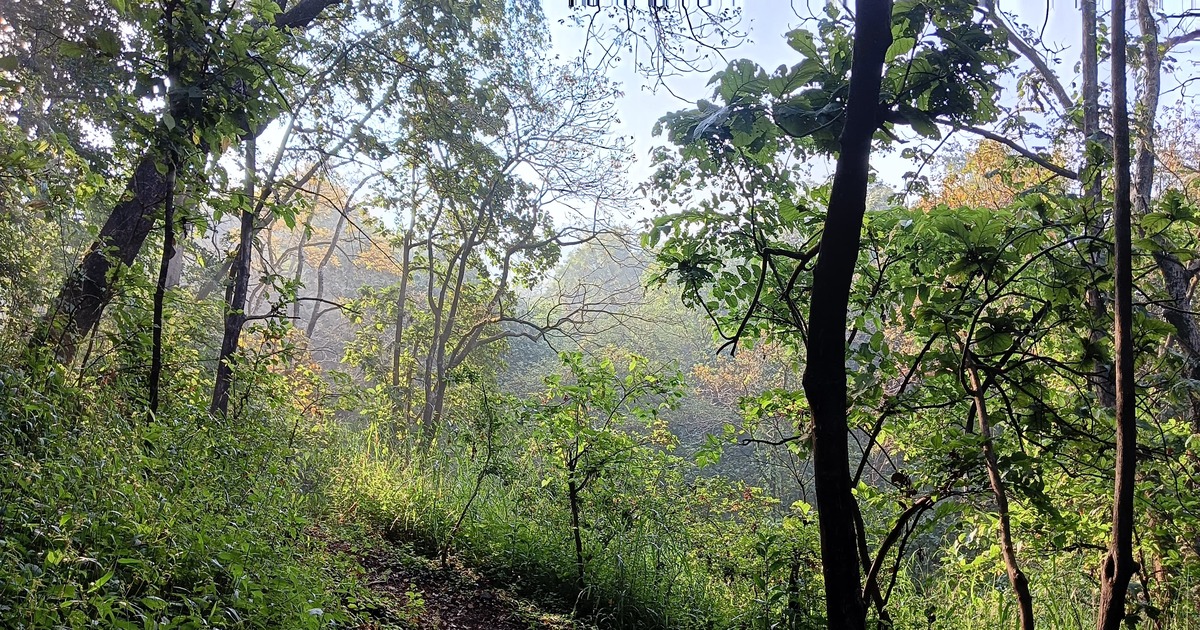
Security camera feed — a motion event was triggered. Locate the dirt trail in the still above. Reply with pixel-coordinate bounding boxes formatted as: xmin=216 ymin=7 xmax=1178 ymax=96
xmin=325 ymin=530 xmax=585 ymax=630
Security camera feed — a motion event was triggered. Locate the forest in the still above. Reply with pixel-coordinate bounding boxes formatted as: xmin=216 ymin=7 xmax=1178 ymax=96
xmin=2 ymin=0 xmax=1200 ymax=627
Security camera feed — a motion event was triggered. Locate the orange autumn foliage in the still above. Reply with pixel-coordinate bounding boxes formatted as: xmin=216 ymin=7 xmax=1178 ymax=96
xmin=917 ymin=140 xmax=1064 ymax=211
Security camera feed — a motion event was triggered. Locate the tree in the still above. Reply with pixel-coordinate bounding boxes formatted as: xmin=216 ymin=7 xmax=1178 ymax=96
xmin=351 ymin=56 xmax=633 ymax=445
xmin=647 ymin=0 xmax=1010 ymax=623
xmin=35 ymin=0 xmax=344 ymax=364
xmin=798 ymin=0 xmax=891 ymax=622
xmin=1096 ymin=0 xmax=1137 ymax=624
xmin=206 ymin=0 xmax=530 ymax=416
xmin=525 ymin=351 xmax=684 ymax=592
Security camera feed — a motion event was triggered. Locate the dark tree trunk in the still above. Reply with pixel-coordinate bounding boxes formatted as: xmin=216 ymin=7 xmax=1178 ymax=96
xmin=799 ymin=0 xmax=890 ymax=627
xmin=1096 ymin=0 xmax=1138 ymax=625
xmin=149 ymin=156 xmax=178 ymax=418
xmin=211 ymin=138 xmax=256 ymax=416
xmin=568 ymin=472 xmax=586 ymax=592
xmin=37 ymin=154 xmax=172 ymax=363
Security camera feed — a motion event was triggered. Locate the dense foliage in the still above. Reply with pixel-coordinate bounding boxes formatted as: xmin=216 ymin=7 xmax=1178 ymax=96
xmin=4 ymin=0 xmax=1200 ymax=628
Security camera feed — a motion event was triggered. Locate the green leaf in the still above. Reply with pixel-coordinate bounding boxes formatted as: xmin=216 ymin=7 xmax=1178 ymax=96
xmin=141 ymin=596 xmax=168 ymax=611
xmin=778 ymin=197 xmax=802 ymax=226
xmin=89 ymin=570 xmax=114 ymax=593
xmin=885 ymin=37 xmax=916 ymax=62
xmin=718 ymin=59 xmax=765 ymax=102
xmin=96 ymin=31 xmax=121 ymax=57
xmin=59 ymin=41 xmax=87 ymax=58
xmin=787 ymin=29 xmax=820 ymax=59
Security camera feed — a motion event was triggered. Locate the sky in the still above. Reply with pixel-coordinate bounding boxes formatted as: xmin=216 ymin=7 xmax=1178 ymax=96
xmin=538 ymin=0 xmax=1200 ymax=216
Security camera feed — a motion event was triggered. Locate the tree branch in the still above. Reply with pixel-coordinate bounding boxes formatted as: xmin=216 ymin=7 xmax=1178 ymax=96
xmin=1166 ymin=29 xmax=1200 ymax=51
xmin=983 ymin=5 xmax=1074 ymax=115
xmin=948 ymin=122 xmax=1079 ymax=179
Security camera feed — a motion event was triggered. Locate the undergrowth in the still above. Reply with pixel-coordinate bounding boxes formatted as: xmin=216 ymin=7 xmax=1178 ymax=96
xmin=0 ymin=359 xmax=365 ymax=629
xmin=326 ymin=428 xmax=827 ymax=630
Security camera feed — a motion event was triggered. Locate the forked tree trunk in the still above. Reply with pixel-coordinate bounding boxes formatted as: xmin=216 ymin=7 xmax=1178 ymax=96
xmin=304 ymin=204 xmax=347 ymax=337
xmin=799 ymin=0 xmax=890 ymax=626
xmin=1096 ymin=0 xmax=1138 ymax=625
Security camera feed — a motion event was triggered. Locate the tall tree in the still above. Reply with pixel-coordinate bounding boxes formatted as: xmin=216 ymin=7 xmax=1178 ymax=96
xmin=800 ymin=0 xmax=891 ymax=625
xmin=1096 ymin=0 xmax=1137 ymax=624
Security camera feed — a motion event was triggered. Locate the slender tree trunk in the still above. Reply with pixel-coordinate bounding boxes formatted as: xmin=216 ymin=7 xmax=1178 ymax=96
xmin=211 ymin=137 xmax=257 ymax=416
xmin=568 ymin=469 xmax=586 ymax=592
xmin=290 ymin=231 xmax=307 ymax=321
xmin=304 ymin=205 xmax=347 ymax=337
xmin=392 ymin=227 xmax=413 ymax=390
xmin=292 ymin=192 xmax=318 ymax=324
xmin=1081 ymin=0 xmax=1100 ymax=143
xmin=1081 ymin=0 xmax=1116 ymax=408
xmin=967 ymin=358 xmax=1034 ymax=630
xmin=800 ymin=0 xmax=890 ymax=626
xmin=1096 ymin=0 xmax=1138 ymax=625
xmin=148 ymin=155 xmax=178 ymax=418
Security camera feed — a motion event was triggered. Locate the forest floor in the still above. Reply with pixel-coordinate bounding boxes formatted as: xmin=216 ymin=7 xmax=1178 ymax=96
xmin=319 ymin=526 xmax=590 ymax=630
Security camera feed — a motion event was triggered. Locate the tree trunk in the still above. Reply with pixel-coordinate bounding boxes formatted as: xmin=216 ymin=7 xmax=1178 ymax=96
xmin=211 ymin=137 xmax=256 ymax=416
xmin=292 ymin=181 xmax=321 ymax=324
xmin=37 ymin=154 xmax=173 ymax=363
xmin=800 ymin=0 xmax=890 ymax=626
xmin=967 ymin=358 xmax=1034 ymax=630
xmin=392 ymin=226 xmax=413 ymax=390
xmin=1081 ymin=0 xmax=1116 ymax=408
xmin=391 ymin=226 xmax=414 ymax=442
xmin=568 ymin=471 xmax=586 ymax=593
xmin=1096 ymin=0 xmax=1138 ymax=625
xmin=148 ymin=153 xmax=177 ymax=417
xmin=148 ymin=156 xmax=178 ymax=418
